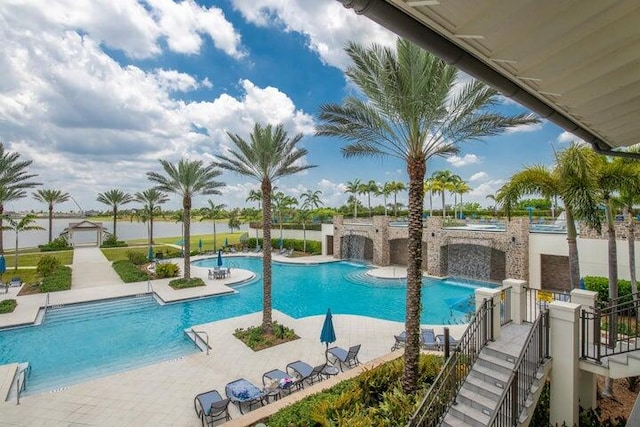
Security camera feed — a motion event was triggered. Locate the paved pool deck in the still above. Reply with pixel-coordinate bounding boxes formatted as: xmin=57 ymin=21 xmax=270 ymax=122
xmin=0 ymin=248 xmax=467 ymax=426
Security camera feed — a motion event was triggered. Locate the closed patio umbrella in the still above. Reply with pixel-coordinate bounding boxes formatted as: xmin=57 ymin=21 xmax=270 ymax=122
xmin=217 ymin=249 xmax=223 ymax=267
xmin=224 ymin=237 xmax=228 ymax=248
xmin=147 ymin=245 xmax=154 ymax=261
xmin=198 ymin=238 xmax=203 ymax=253
xmin=320 ymin=308 xmax=336 ymax=359
xmin=0 ymin=254 xmax=5 ymax=293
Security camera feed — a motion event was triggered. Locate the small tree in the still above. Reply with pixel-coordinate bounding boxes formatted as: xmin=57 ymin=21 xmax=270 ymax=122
xmin=1 ymin=214 xmax=45 ymax=270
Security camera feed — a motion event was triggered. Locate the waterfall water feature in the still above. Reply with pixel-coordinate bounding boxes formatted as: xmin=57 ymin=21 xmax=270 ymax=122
xmin=342 ymin=233 xmax=367 ymax=261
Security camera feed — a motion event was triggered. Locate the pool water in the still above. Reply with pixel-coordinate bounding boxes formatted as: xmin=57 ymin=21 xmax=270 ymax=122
xmin=0 ymin=258 xmax=488 ymax=394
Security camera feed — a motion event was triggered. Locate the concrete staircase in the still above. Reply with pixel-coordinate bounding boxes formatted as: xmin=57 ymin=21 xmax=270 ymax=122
xmin=580 ymin=349 xmax=640 ymax=379
xmin=441 ymin=324 xmax=551 ymax=427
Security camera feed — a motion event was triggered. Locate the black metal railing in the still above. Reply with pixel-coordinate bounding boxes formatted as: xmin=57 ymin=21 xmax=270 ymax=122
xmin=488 ymin=310 xmax=550 ymax=426
xmin=408 ymin=298 xmax=495 ymax=426
xmin=525 ymin=287 xmax=570 ymax=322
xmin=581 ymin=292 xmax=640 ymax=363
xmin=501 ymin=286 xmax=512 ymax=325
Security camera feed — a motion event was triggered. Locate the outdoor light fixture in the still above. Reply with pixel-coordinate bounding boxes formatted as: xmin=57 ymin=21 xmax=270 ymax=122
xmin=431 ymin=232 xmax=435 ymax=237
xmin=511 ymin=236 xmax=516 ymax=243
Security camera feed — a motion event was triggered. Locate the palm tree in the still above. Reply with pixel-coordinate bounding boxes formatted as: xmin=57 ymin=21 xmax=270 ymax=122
xmin=96 ymin=189 xmax=134 ymax=241
xmin=423 ymin=178 xmax=437 ymax=217
xmin=0 ymin=143 xmax=41 ymax=253
xmin=32 ymin=189 xmax=70 ymax=243
xmin=387 ymin=181 xmax=406 ymax=218
xmin=454 ymin=180 xmax=471 ymax=219
xmin=316 ymin=38 xmax=537 ymax=394
xmin=361 ymin=180 xmax=379 ymax=217
xmin=133 ymin=188 xmax=169 ymax=246
xmin=486 ymin=193 xmax=498 ymax=216
xmin=273 ymin=192 xmax=298 ymax=248
xmin=432 ymin=170 xmax=457 ymax=218
xmin=246 ymin=189 xmax=262 ymax=210
xmin=345 ymin=179 xmax=361 ymax=218
xmin=217 ymin=123 xmax=315 ymax=332
xmin=228 ymin=208 xmax=242 ymax=233
xmin=1 ymin=214 xmax=44 ymax=270
xmin=147 ymin=159 xmax=224 ymax=279
xmin=378 ymin=182 xmax=393 ymax=216
xmin=200 ymin=200 xmax=226 ymax=251
xmin=300 ymin=189 xmax=323 ymax=253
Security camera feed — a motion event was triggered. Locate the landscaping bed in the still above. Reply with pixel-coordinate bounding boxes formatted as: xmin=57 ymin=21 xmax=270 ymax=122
xmin=169 ymin=277 xmax=205 ymax=289
xmin=0 ymin=299 xmax=17 ymax=314
xmin=234 ymin=322 xmax=299 ymax=351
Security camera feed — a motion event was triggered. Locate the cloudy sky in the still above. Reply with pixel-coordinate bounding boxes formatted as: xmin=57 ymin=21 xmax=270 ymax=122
xmin=0 ymin=0 xmax=580 ymax=213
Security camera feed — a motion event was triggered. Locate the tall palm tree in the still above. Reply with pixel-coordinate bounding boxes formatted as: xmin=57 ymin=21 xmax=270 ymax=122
xmin=486 ymin=193 xmax=498 ymax=216
xmin=96 ymin=189 xmax=134 ymax=241
xmin=316 ymin=38 xmax=537 ymax=394
xmin=361 ymin=180 xmax=379 ymax=217
xmin=378 ymin=182 xmax=393 ymax=216
xmin=217 ymin=123 xmax=315 ymax=332
xmin=454 ymin=180 xmax=471 ymax=219
xmin=133 ymin=188 xmax=169 ymax=246
xmin=246 ymin=189 xmax=262 ymax=210
xmin=300 ymin=189 xmax=323 ymax=253
xmin=200 ymin=200 xmax=226 ymax=251
xmin=345 ymin=179 xmax=361 ymax=218
xmin=387 ymin=181 xmax=406 ymax=218
xmin=32 ymin=189 xmax=70 ymax=243
xmin=1 ymin=214 xmax=44 ymax=270
xmin=147 ymin=159 xmax=224 ymax=279
xmin=423 ymin=178 xmax=437 ymax=216
xmin=273 ymin=192 xmax=298 ymax=248
xmin=432 ymin=170 xmax=457 ymax=218
xmin=0 ymin=143 xmax=41 ymax=253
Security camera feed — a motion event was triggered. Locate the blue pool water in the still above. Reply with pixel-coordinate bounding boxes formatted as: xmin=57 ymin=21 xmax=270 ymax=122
xmin=0 ymin=258 xmax=488 ymax=394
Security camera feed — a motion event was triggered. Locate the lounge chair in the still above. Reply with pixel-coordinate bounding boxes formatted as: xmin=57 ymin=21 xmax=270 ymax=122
xmin=391 ymin=332 xmax=406 ymax=351
xmin=253 ymin=246 xmax=262 ymax=253
xmin=194 ymin=389 xmax=230 ymax=426
xmin=224 ymin=378 xmax=265 ymax=414
xmin=262 ymin=368 xmax=301 ymax=399
xmin=286 ymin=361 xmax=326 ymax=387
xmin=436 ymin=334 xmax=459 ymax=351
xmin=278 ymin=248 xmax=287 ymax=255
xmin=285 ymin=248 xmax=294 ymax=257
xmin=327 ymin=344 xmax=361 ymax=371
xmin=9 ymin=277 xmax=21 ymax=287
xmin=420 ymin=328 xmax=438 ymax=350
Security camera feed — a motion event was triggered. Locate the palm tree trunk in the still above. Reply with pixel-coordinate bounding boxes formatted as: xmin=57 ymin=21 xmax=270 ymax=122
xmin=603 ymin=196 xmax=617 ymax=397
xmin=14 ymin=230 xmax=19 ymax=270
xmin=303 ymin=222 xmax=307 ymax=253
xmin=0 ymin=204 xmax=4 ymax=253
xmin=48 ymin=204 xmax=53 ymax=242
xmin=441 ymin=192 xmax=446 ymax=218
xmin=429 ymin=191 xmax=433 ymax=216
xmin=368 ymin=193 xmax=372 ymax=217
xmin=393 ymin=192 xmax=398 ymax=218
xmin=262 ymin=180 xmax=273 ymax=333
xmin=383 ymin=195 xmax=388 ymax=216
xmin=213 ymin=220 xmax=217 ymax=251
xmin=150 ymin=214 xmax=155 ymax=245
xmin=183 ymin=197 xmax=191 ymax=279
xmin=565 ymin=208 xmax=581 ymax=289
xmin=629 ymin=214 xmax=638 ymax=309
xmin=403 ymin=156 xmax=426 ymax=395
xmin=354 ymin=195 xmax=358 ymax=218
xmin=112 ymin=207 xmax=118 ymax=240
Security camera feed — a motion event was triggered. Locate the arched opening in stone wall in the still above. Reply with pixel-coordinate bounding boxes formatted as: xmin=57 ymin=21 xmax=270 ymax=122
xmin=389 ymin=239 xmax=407 ymax=265
xmin=440 ymin=243 xmax=506 ymax=282
xmin=340 ymin=233 xmax=374 ymax=262
xmin=540 ymin=254 xmax=570 ymax=291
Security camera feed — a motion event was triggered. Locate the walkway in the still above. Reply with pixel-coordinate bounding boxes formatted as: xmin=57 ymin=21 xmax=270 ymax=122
xmin=71 ymin=246 xmax=123 ymax=289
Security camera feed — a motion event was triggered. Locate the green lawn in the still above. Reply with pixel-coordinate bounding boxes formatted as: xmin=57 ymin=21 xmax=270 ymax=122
xmin=101 ymin=245 xmax=172 ymax=262
xmin=126 ymin=232 xmax=247 ymax=253
xmin=2 ymin=250 xmax=73 ymax=268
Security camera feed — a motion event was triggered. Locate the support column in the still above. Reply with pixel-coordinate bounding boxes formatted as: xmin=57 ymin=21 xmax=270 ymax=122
xmin=549 ymin=301 xmax=580 ymax=426
xmin=571 ymin=289 xmax=599 ymax=410
xmin=475 ymin=287 xmax=502 ymax=341
xmin=503 ymin=278 xmax=527 ymax=324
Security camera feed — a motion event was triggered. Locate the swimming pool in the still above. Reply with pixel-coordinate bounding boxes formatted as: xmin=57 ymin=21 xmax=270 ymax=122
xmin=0 ymin=258 xmax=488 ymax=394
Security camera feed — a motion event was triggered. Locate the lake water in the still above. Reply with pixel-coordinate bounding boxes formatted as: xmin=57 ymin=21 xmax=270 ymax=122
xmin=1 ymin=218 xmax=248 ymax=249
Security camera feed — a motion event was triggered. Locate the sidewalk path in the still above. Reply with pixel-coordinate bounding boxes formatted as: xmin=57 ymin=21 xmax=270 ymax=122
xmin=71 ymin=246 xmax=124 ymax=288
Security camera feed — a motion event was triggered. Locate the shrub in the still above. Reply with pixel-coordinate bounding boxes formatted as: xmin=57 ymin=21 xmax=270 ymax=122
xmin=36 ymin=255 xmax=62 ymax=277
xmin=0 ymin=299 xmax=17 ymax=314
xmin=169 ymin=277 xmax=205 ymax=289
xmin=39 ymin=266 xmax=72 ymax=292
xmin=583 ymin=276 xmax=633 ymax=304
xmin=100 ymin=235 xmax=127 ymax=248
xmin=39 ymin=236 xmax=72 ymax=252
xmin=126 ymin=250 xmax=148 ymax=265
xmin=156 ymin=263 xmax=180 ymax=278
xmin=234 ymin=322 xmax=299 ymax=351
xmin=246 ymin=238 xmax=322 ymax=254
xmin=112 ymin=260 xmax=150 ymax=283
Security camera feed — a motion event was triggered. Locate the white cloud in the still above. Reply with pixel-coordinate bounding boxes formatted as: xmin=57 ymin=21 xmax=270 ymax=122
xmin=469 ymin=171 xmax=488 ymax=182
xmin=469 ymin=179 xmax=505 ymax=199
xmin=446 ymin=154 xmax=480 ymax=167
xmin=231 ymin=0 xmax=396 ymax=69
xmin=556 ymin=131 xmax=586 ymax=145
xmin=317 ymin=178 xmax=347 ymax=206
xmin=505 ymin=122 xmax=543 ymax=134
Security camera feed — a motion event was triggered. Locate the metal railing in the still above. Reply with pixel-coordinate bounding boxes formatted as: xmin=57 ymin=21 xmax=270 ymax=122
xmin=501 ymin=286 xmax=512 ymax=325
xmin=487 ymin=309 xmax=550 ymax=426
xmin=16 ymin=364 xmax=31 ymax=405
xmin=147 ymin=280 xmax=153 ymax=294
xmin=190 ymin=329 xmax=210 ymax=355
xmin=43 ymin=292 xmax=50 ymax=316
xmin=525 ymin=287 xmax=570 ymax=323
xmin=408 ymin=298 xmax=495 ymax=426
xmin=581 ymin=292 xmax=640 ymax=363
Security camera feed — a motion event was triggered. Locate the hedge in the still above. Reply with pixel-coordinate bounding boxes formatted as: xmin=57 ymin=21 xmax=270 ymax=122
xmin=39 ymin=266 xmax=72 ymax=292
xmin=583 ymin=276 xmax=634 ymax=303
xmin=0 ymin=299 xmax=17 ymax=314
xmin=246 ymin=238 xmax=321 ymax=254
xmin=248 ymin=222 xmax=322 ymax=231
xmin=112 ymin=260 xmax=151 ymax=283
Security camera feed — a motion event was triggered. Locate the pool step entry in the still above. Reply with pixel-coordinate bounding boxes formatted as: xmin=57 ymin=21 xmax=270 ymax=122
xmin=4 ymin=362 xmax=30 ymax=404
xmin=43 ymin=295 xmax=157 ymax=326
xmin=184 ymin=328 xmax=211 ymax=354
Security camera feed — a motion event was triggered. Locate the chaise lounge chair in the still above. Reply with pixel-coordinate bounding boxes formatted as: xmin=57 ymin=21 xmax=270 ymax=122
xmin=327 ymin=344 xmax=361 ymax=372
xmin=194 ymin=389 xmax=230 ymax=426
xmin=285 ymin=361 xmax=326 ymax=387
xmin=391 ymin=332 xmax=407 ymax=351
xmin=262 ymin=368 xmax=301 ymax=399
xmin=420 ymin=328 xmax=438 ymax=350
xmin=224 ymin=378 xmax=265 ymax=414
xmin=436 ymin=334 xmax=459 ymax=351
xmin=9 ymin=277 xmax=22 ymax=287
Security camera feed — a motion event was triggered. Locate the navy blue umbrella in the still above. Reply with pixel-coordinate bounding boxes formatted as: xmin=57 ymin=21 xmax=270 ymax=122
xmin=320 ymin=308 xmax=336 ymax=355
xmin=0 ymin=254 xmax=6 ymax=292
xmin=217 ymin=249 xmax=223 ymax=267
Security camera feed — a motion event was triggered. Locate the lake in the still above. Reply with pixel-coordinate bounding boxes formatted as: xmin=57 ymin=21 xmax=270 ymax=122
xmin=1 ymin=218 xmax=249 ymax=249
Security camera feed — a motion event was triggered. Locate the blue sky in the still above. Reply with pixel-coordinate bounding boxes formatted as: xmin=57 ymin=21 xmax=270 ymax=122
xmin=0 ymin=0 xmax=581 ymax=213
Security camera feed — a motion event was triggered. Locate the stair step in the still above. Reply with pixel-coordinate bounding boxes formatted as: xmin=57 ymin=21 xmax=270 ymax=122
xmin=447 ymin=401 xmax=491 ymax=427
xmin=483 ymin=346 xmax=518 ymax=363
xmin=442 ymin=412 xmax=474 ymax=427
xmin=471 ymin=364 xmax=510 ymax=387
xmin=477 ymin=353 xmax=515 ymax=376
xmin=458 ymin=387 xmax=498 ymax=413
xmin=465 ymin=375 xmax=503 ymax=400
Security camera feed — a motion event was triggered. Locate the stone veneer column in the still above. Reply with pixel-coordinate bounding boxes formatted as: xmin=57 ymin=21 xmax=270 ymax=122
xmin=425 ymin=216 xmax=443 ymax=276
xmin=505 ymin=217 xmax=529 ymax=280
xmin=332 ymin=215 xmax=343 ymax=259
xmin=549 ymin=301 xmax=580 ymax=426
xmin=570 ymin=289 xmax=599 ymax=410
xmin=373 ymin=216 xmax=390 ymax=266
xmin=503 ymin=278 xmax=527 ymax=324
xmin=475 ymin=287 xmax=502 ymax=341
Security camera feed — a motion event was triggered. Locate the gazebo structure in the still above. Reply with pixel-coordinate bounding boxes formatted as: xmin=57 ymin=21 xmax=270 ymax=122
xmin=61 ymin=220 xmax=106 ymax=247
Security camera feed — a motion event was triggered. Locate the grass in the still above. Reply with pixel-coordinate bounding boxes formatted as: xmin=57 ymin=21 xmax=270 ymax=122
xmin=1 ymin=250 xmax=73 ymax=268
xmin=39 ymin=266 xmax=72 ymax=292
xmin=0 ymin=299 xmax=17 ymax=314
xmin=234 ymin=322 xmax=299 ymax=351
xmin=112 ymin=260 xmax=151 ymax=283
xmin=169 ymin=277 xmax=205 ymax=289
xmin=126 ymin=232 xmax=246 ymax=253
